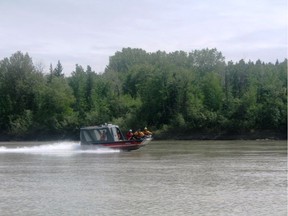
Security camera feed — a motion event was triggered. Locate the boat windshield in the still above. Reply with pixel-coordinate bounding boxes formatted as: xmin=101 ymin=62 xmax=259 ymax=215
xmin=81 ymin=128 xmax=114 ymax=143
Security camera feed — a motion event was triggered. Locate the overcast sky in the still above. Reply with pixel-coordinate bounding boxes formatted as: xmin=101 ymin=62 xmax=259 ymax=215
xmin=0 ymin=0 xmax=287 ymax=75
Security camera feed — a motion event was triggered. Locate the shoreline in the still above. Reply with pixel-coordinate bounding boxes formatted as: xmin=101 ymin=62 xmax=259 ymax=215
xmin=154 ymin=130 xmax=287 ymax=141
xmin=0 ymin=130 xmax=286 ymax=142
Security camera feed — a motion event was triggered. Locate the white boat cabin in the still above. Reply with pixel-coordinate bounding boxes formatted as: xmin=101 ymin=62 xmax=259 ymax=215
xmin=80 ymin=124 xmax=125 ymax=144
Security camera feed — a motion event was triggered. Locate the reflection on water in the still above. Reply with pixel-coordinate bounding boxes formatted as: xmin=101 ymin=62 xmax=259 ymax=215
xmin=0 ymin=140 xmax=287 ymax=216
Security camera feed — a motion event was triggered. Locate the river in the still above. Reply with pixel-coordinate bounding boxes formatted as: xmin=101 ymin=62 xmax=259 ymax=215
xmin=0 ymin=140 xmax=287 ymax=216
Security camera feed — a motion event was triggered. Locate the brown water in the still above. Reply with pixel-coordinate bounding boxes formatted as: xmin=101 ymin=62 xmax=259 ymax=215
xmin=0 ymin=140 xmax=287 ymax=216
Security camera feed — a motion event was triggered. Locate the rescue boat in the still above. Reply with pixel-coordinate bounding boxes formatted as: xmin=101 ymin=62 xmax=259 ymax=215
xmin=80 ymin=124 xmax=152 ymax=151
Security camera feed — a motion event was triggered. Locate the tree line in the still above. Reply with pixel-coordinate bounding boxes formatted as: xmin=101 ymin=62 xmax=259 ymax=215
xmin=0 ymin=48 xmax=286 ymax=140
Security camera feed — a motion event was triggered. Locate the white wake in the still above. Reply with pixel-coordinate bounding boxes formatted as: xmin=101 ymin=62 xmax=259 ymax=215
xmin=0 ymin=141 xmax=120 ymax=155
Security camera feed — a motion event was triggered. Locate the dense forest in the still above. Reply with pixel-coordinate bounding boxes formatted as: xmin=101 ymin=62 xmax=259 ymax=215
xmin=0 ymin=48 xmax=287 ymax=140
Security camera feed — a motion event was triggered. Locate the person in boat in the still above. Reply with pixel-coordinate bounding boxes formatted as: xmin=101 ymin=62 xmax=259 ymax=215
xmin=100 ymin=130 xmax=107 ymax=141
xmin=143 ymin=127 xmax=152 ymax=136
xmin=116 ymin=128 xmax=123 ymax=140
xmin=126 ymin=129 xmax=134 ymax=140
xmin=134 ymin=129 xmax=145 ymax=140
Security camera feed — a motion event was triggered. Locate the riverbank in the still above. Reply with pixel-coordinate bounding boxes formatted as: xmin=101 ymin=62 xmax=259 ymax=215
xmin=154 ymin=129 xmax=287 ymax=140
xmin=0 ymin=129 xmax=286 ymax=141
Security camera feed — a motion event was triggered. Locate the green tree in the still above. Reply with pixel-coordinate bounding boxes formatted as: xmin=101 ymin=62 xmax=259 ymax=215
xmin=68 ymin=64 xmax=88 ymax=122
xmin=189 ymin=48 xmax=225 ymax=76
xmin=255 ymin=64 xmax=286 ymax=129
xmin=106 ymin=48 xmax=149 ymax=73
xmin=36 ymin=77 xmax=75 ymax=131
xmin=0 ymin=51 xmax=43 ymax=134
xmin=53 ymin=60 xmax=64 ymax=77
xmin=202 ymin=72 xmax=224 ymax=111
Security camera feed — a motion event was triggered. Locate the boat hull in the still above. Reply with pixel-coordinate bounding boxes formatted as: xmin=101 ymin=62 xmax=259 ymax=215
xmin=81 ymin=138 xmax=152 ymax=151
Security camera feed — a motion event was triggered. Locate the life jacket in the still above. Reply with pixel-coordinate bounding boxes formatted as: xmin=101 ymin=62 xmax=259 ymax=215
xmin=143 ymin=129 xmax=152 ymax=135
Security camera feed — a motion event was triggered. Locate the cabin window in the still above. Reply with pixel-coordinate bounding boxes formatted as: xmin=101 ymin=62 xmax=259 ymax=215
xmin=110 ymin=127 xmax=124 ymax=141
xmin=81 ymin=129 xmax=99 ymax=142
xmin=82 ymin=131 xmax=92 ymax=142
xmin=99 ymin=129 xmax=107 ymax=141
xmin=81 ymin=127 xmax=116 ymax=142
xmin=111 ymin=127 xmax=119 ymax=141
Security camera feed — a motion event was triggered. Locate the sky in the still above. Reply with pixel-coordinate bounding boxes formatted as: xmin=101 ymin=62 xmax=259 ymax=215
xmin=0 ymin=0 xmax=287 ymax=75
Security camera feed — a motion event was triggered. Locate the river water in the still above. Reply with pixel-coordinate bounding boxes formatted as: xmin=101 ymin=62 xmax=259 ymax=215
xmin=0 ymin=140 xmax=286 ymax=216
